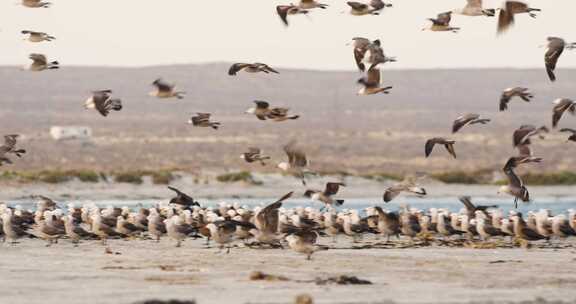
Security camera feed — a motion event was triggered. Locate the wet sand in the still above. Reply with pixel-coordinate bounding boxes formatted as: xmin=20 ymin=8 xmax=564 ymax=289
xmin=1 ymin=238 xmax=576 ymax=304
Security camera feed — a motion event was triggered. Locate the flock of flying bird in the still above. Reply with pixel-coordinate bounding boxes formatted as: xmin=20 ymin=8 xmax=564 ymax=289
xmin=1 ymin=0 xmax=576 ymax=254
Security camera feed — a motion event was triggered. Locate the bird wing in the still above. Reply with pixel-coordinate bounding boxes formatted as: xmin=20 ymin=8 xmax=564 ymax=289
xmin=436 ymin=12 xmax=452 ymax=26
xmin=284 ymin=141 xmax=308 ymax=167
xmin=560 ymin=128 xmax=576 ymax=134
xmin=247 ymin=147 xmax=261 ymax=154
xmin=516 ymin=144 xmax=533 ymax=157
xmin=552 ymin=99 xmax=573 ymax=128
xmin=228 ymin=63 xmax=249 ymax=76
xmin=276 ymin=5 xmax=293 ymax=26
xmin=458 ymin=196 xmax=476 ymax=213
xmin=444 ymin=143 xmax=457 ymax=159
xmin=545 ymin=38 xmax=565 ymax=82
xmin=452 ymin=113 xmax=478 ymax=133
xmin=153 ymin=78 xmax=174 ymax=92
xmin=324 ymin=182 xmax=345 ymax=196
xmin=497 ymin=6 xmax=514 ymax=34
xmin=260 ymin=64 xmax=279 ymax=74
xmin=506 ymin=1 xmax=528 ymax=13
xmin=503 ymin=158 xmax=523 ymax=187
xmin=513 ymin=126 xmax=535 ymax=146
xmin=354 ymin=46 xmax=368 ymax=72
xmin=29 ymin=53 xmax=47 ymax=65
xmin=424 ymin=138 xmax=440 ymax=157
xmin=347 ymin=2 xmax=368 ymax=10
xmin=3 ymin=135 xmax=18 ymax=149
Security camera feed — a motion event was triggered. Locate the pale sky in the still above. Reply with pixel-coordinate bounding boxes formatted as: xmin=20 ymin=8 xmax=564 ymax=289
xmin=1 ymin=0 xmax=575 ymax=70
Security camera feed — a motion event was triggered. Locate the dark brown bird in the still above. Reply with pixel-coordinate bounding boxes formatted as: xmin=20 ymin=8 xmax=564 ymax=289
xmin=499 ymin=158 xmax=530 ymax=208
xmin=544 ymin=37 xmax=575 ymax=82
xmin=84 ymin=90 xmax=122 ymax=117
xmin=245 ymin=100 xmax=299 ymax=121
xmin=500 ymin=87 xmax=533 ymax=111
xmin=513 ymin=125 xmax=548 ymax=147
xmin=424 ymin=12 xmax=460 ymax=32
xmin=167 ymin=186 xmax=200 ymax=208
xmin=458 ymin=196 xmax=498 ymax=218
xmin=425 ymin=138 xmax=456 ymax=158
xmin=552 ymin=98 xmax=575 ymax=128
xmin=452 ymin=113 xmax=490 ymax=133
xmin=0 ymin=135 xmax=26 ymax=166
xmin=304 ymin=182 xmax=346 ymax=209
xmin=241 ymin=147 xmax=271 ymax=166
xmin=188 ymin=113 xmax=221 ymax=129
xmin=278 ymin=140 xmax=311 ymax=185
xmin=497 ymin=1 xmax=540 ymax=35
xmin=357 ymin=68 xmax=393 ymax=95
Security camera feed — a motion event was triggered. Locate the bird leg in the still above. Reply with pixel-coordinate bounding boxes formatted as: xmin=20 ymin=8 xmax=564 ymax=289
xmin=529 ymin=13 xmax=537 ymax=18
xmin=226 ymin=245 xmax=231 ymax=254
xmin=176 ymin=240 xmax=181 ymax=248
xmin=306 ymin=253 xmax=312 ymax=261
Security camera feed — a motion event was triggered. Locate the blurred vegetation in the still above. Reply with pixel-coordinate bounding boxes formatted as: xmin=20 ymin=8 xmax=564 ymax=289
xmin=431 ymin=169 xmax=494 ymax=185
xmin=216 ymin=171 xmax=262 ymax=185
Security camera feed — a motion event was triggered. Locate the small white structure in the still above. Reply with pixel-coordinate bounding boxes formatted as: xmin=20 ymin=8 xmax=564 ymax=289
xmin=50 ymin=126 xmax=92 ymax=141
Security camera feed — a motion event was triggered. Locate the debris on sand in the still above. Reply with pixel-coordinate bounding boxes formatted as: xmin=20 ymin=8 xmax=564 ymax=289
xmin=249 ymin=271 xmax=290 ymax=282
xmin=489 ymin=260 xmax=523 ymax=264
xmin=104 ymin=247 xmax=121 ymax=255
xmin=134 ymin=300 xmax=196 ymax=304
xmin=295 ymin=294 xmax=314 ymax=304
xmin=315 ymin=275 xmax=372 ymax=285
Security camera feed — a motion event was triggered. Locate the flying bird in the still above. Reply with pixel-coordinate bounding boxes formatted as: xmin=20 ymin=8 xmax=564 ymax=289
xmin=545 ymin=37 xmax=574 ymax=82
xmin=425 ymin=138 xmax=457 ymax=158
xmin=167 ymin=186 xmax=200 ymax=208
xmin=346 ymin=1 xmax=391 ymax=16
xmin=424 ymin=12 xmax=460 ymax=32
xmin=304 ymin=182 xmax=346 ymax=210
xmin=357 ymin=68 xmax=392 ymax=95
xmin=513 ymin=125 xmax=548 ymax=147
xmin=276 ymin=5 xmax=309 ymax=26
xmin=559 ymin=128 xmax=576 ymax=142
xmin=383 ymin=179 xmax=426 ymax=203
xmin=84 ymin=90 xmax=122 ymax=117
xmin=497 ymin=1 xmax=540 ymax=35
xmin=0 ymin=135 xmax=26 ymax=166
xmin=552 ymin=99 xmax=575 ymax=128
xmin=452 ymin=0 xmax=496 ymax=17
xmin=188 ymin=113 xmax=221 ymax=130
xmin=278 ymin=140 xmax=311 ymax=185
xmin=150 ymin=78 xmax=185 ymax=99
xmin=228 ymin=63 xmax=279 ymax=76
xmin=245 ymin=101 xmax=299 ymax=121
xmin=350 ymin=38 xmax=396 ymax=72
xmin=241 ymin=147 xmax=271 ymax=166
xmin=452 ymin=113 xmax=490 ymax=133
xmin=498 ymin=157 xmax=530 ymax=208
xmin=458 ymin=196 xmax=498 ymax=218
xmin=21 ymin=0 xmax=50 ymax=8
xmin=500 ymin=87 xmax=533 ymax=111
xmin=21 ymin=30 xmax=55 ymax=42
xmin=26 ymin=53 xmax=58 ymax=71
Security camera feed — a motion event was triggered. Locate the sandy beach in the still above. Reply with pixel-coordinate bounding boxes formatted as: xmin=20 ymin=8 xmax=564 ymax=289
xmin=1 ymin=237 xmax=576 ymax=304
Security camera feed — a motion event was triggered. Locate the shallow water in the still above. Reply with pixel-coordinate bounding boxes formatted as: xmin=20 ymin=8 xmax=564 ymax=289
xmin=5 ymin=196 xmax=576 ymax=214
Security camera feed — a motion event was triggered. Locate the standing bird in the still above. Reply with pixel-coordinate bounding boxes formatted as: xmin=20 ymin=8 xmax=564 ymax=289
xmin=21 ymin=30 xmax=55 ymax=42
xmin=497 ymin=1 xmax=540 ymax=35
xmin=357 ymin=68 xmax=392 ymax=95
xmin=304 ymin=182 xmax=346 ymax=210
xmin=187 ymin=113 xmax=221 ymax=130
xmin=241 ymin=147 xmax=271 ymax=166
xmin=552 ymin=98 xmax=575 ymax=128
xmin=423 ymin=12 xmax=460 ymax=33
xmin=285 ymin=230 xmax=327 ymax=260
xmin=452 ymin=0 xmax=496 ymax=17
xmin=498 ymin=158 xmax=530 ymax=208
xmin=278 ymin=140 xmax=311 ymax=186
xmin=452 ymin=113 xmax=491 ymax=133
xmin=559 ymin=128 xmax=576 ymax=142
xmin=21 ymin=0 xmax=50 ymax=8
xmin=346 ymin=1 xmax=391 ymax=16
xmin=276 ymin=5 xmax=309 ymax=26
xmin=228 ymin=63 xmax=279 ymax=76
xmin=544 ymin=37 xmax=575 ymax=82
xmin=84 ymin=90 xmax=122 ymax=117
xmin=499 ymin=87 xmax=533 ymax=111
xmin=26 ymin=53 xmax=58 ymax=71
xmin=149 ymin=78 xmax=185 ymax=99
xmin=425 ymin=138 xmax=457 ymax=158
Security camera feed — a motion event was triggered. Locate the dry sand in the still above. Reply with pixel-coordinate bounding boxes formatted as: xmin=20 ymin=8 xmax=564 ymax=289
xmin=1 ymin=237 xmax=576 ymax=304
